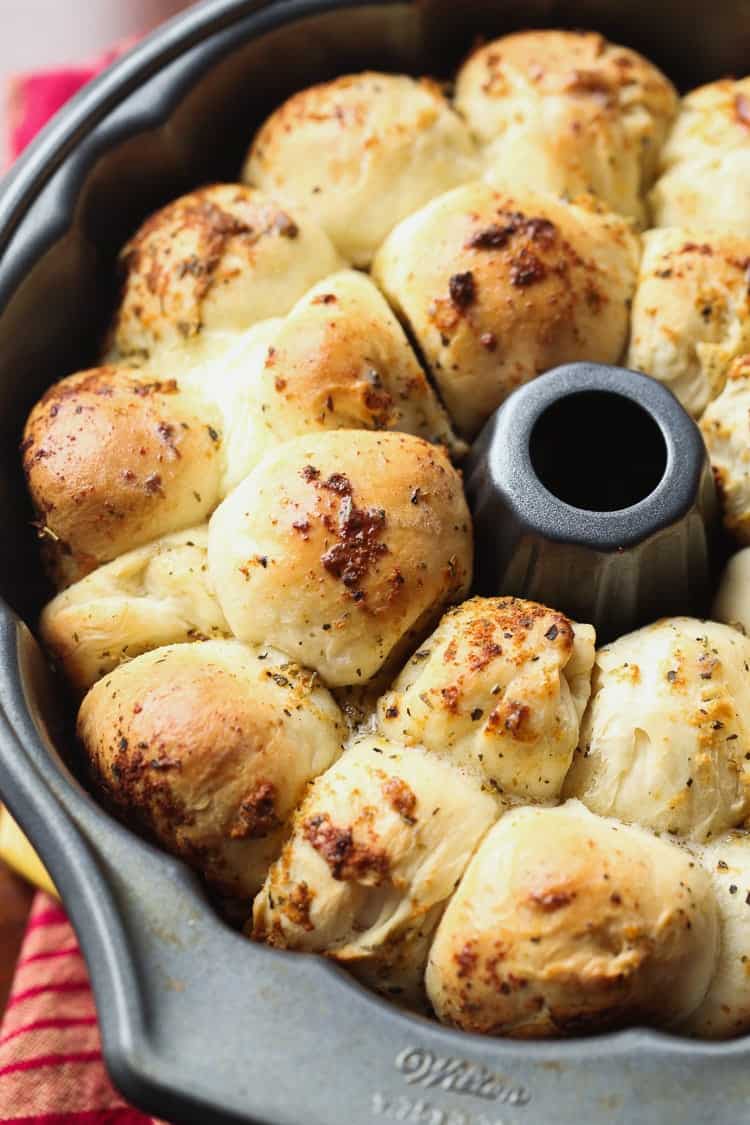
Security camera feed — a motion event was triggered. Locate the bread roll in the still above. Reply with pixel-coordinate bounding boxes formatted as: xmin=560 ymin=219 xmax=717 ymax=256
xmin=426 ymin=801 xmax=718 ymax=1036
xmin=564 ymin=618 xmax=750 ymax=840
xmin=26 ymin=267 xmax=465 ymax=583
xmin=40 ymin=526 xmax=228 ymax=694
xmin=107 ymin=183 xmax=343 ymax=363
xmin=22 ymin=367 xmax=223 ymax=587
xmin=185 ymin=318 xmax=281 ymax=493
xmin=683 ymin=831 xmax=750 ymax=1037
xmin=252 ymin=735 xmax=498 ymax=1005
xmin=455 ymin=30 xmax=677 ymax=224
xmin=77 ymin=640 xmax=346 ymax=899
xmin=377 ymin=597 xmax=595 ymax=803
xmin=650 ymin=78 xmax=750 ymax=234
xmin=207 ymin=270 xmax=464 ymax=494
xmin=372 ymin=182 xmax=639 ymax=437
xmin=243 ymin=73 xmax=479 ymax=266
xmin=701 ymin=356 xmax=750 ymax=542
xmin=628 ymin=230 xmax=750 ymax=417
xmin=713 ymin=547 xmax=750 ymax=634
xmin=208 ymin=430 xmax=472 ymax=686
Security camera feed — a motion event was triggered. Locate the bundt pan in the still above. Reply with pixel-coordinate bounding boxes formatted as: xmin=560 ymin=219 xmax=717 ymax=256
xmin=465 ymin=362 xmax=720 ymax=643
xmin=1 ymin=1 xmax=749 ymax=1122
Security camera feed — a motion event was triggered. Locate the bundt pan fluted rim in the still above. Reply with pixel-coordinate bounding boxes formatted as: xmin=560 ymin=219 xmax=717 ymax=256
xmin=2 ymin=1 xmax=750 ymax=1122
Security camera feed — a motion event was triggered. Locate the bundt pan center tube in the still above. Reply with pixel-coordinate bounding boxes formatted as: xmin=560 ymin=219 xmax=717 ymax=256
xmin=466 ymin=362 xmax=719 ymax=642
xmin=1 ymin=1 xmax=750 ymax=1123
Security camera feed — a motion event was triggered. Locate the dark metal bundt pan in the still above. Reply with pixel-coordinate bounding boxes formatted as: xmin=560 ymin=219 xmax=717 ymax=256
xmin=466 ymin=363 xmax=720 ymax=643
xmin=1 ymin=2 xmax=750 ymax=1122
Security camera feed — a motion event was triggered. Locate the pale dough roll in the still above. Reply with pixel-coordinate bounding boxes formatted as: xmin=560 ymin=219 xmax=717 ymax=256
xmin=208 ymin=430 xmax=472 ymax=687
xmin=252 ymin=735 xmax=498 ymax=1006
xmin=455 ymin=30 xmax=677 ymax=224
xmin=107 ymin=183 xmax=343 ymax=363
xmin=425 ymin=800 xmax=718 ymax=1036
xmin=243 ymin=73 xmax=480 ymax=266
xmin=77 ymin=640 xmax=346 ymax=900
xmin=203 ymin=269 xmax=464 ymax=494
xmin=24 ymin=267 xmax=465 ymax=589
xmin=377 ymin=596 xmax=595 ymax=803
xmin=22 ymin=367 xmax=223 ymax=588
xmin=184 ymin=318 xmax=281 ymax=494
xmin=683 ymin=831 xmax=750 ymax=1038
xmin=39 ymin=526 xmax=228 ymax=694
xmin=713 ymin=547 xmax=750 ymax=634
xmin=650 ymin=151 xmax=750 ymax=237
xmin=650 ymin=78 xmax=750 ymax=234
xmin=563 ymin=617 xmax=750 ymax=841
xmin=700 ymin=356 xmax=750 ymax=542
xmin=627 ymin=229 xmax=750 ymax=417
xmin=372 ymin=182 xmax=639 ymax=437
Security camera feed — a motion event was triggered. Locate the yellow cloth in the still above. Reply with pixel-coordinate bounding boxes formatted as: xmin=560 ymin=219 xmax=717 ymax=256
xmin=0 ymin=806 xmax=57 ymax=897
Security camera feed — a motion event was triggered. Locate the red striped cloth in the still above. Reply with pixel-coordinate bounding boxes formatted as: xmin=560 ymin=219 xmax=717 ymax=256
xmin=7 ymin=42 xmax=133 ymax=162
xmin=0 ymin=894 xmax=169 ymax=1123
xmin=3 ymin=42 xmax=174 ymax=1125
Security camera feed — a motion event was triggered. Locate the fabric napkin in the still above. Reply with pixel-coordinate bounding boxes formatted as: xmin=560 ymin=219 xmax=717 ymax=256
xmin=1 ymin=45 xmax=172 ymax=1125
xmin=0 ymin=894 xmax=168 ymax=1123
xmin=7 ymin=43 xmax=132 ymax=162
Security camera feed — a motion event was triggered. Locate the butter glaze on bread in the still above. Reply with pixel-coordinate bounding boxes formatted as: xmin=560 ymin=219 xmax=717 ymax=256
xmin=208 ymin=269 xmax=464 ymax=495
xmin=27 ymin=273 xmax=464 ymax=589
xmin=78 ymin=640 xmax=346 ymax=899
xmin=23 ymin=367 xmax=223 ymax=587
xmin=651 ymin=78 xmax=750 ymax=235
xmin=564 ymin=618 xmax=750 ymax=841
xmin=252 ymin=735 xmax=498 ymax=1006
xmin=208 ymin=430 xmax=472 ymax=687
xmin=426 ymin=801 xmax=718 ymax=1036
xmin=628 ymin=230 xmax=750 ymax=418
xmin=456 ymin=30 xmax=677 ymax=224
xmin=373 ymin=182 xmax=638 ymax=437
xmin=700 ymin=357 xmax=750 ymax=542
xmin=40 ymin=526 xmax=227 ymax=694
xmin=378 ymin=597 xmax=595 ymax=803
xmin=684 ymin=832 xmax=750 ymax=1038
xmin=244 ymin=73 xmax=480 ymax=266
xmin=108 ymin=183 xmax=343 ymax=363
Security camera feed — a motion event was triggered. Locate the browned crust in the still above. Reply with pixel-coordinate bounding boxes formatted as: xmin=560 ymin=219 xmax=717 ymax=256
xmin=302 ymin=812 xmax=390 ymax=883
xmin=22 ymin=366 xmax=219 ymax=583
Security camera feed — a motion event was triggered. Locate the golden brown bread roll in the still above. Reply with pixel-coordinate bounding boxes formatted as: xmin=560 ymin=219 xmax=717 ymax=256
xmin=252 ymin=735 xmax=498 ymax=1006
xmin=683 ymin=831 xmax=750 ymax=1038
xmin=650 ymin=78 xmax=750 ymax=235
xmin=372 ymin=182 xmax=639 ymax=437
xmin=700 ymin=356 xmax=750 ymax=542
xmin=257 ymin=270 xmax=463 ymax=453
xmin=39 ymin=526 xmax=228 ymax=694
xmin=425 ymin=800 xmax=718 ymax=1036
xmin=563 ymin=618 xmax=750 ymax=841
xmin=107 ymin=183 xmax=343 ymax=363
xmin=627 ymin=230 xmax=750 ymax=417
xmin=208 ymin=430 xmax=472 ymax=686
xmin=377 ymin=597 xmax=595 ymax=803
xmin=455 ymin=30 xmax=677 ymax=224
xmin=243 ymin=73 xmax=479 ymax=266
xmin=25 ymin=267 xmax=466 ymax=585
xmin=77 ymin=640 xmax=346 ymax=900
xmin=22 ymin=367 xmax=223 ymax=587
xmin=26 ymin=332 xmax=302 ymax=587
xmin=207 ymin=269 xmax=464 ymax=494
